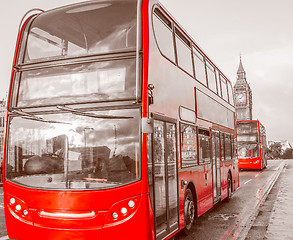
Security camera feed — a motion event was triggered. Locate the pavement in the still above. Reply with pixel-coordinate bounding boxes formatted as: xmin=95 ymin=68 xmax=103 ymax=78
xmin=246 ymin=159 xmax=293 ymax=240
xmin=264 ymin=160 xmax=293 ymax=240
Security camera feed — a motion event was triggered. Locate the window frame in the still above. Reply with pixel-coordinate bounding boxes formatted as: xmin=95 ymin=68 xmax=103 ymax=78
xmin=174 ymin=27 xmax=193 ymax=76
xmin=192 ymin=46 xmax=207 ymax=86
xmin=220 ymin=132 xmax=225 ymax=161
xmin=224 ymin=134 xmax=232 ymax=161
xmin=180 ymin=123 xmax=199 ymax=168
xmin=227 ymin=81 xmax=235 ymax=105
xmin=198 ymin=128 xmax=211 ymax=165
xmin=152 ymin=7 xmax=176 ymax=63
xmin=206 ymin=60 xmax=218 ymax=94
xmin=21 ymin=2 xmax=138 ymax=64
xmin=220 ymin=74 xmax=229 ymax=102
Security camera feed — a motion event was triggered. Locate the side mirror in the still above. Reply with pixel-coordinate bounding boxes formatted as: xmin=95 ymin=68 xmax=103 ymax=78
xmin=142 ymin=117 xmax=153 ymax=134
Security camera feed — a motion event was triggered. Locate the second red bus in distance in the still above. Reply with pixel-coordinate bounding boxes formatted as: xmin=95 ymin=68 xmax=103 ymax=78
xmin=237 ymin=120 xmax=267 ymax=170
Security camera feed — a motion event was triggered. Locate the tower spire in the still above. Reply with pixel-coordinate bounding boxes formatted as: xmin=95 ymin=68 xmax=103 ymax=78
xmin=237 ymin=55 xmax=246 ymax=80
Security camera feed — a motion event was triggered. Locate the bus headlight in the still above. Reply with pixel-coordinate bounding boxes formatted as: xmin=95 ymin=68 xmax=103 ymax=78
xmin=15 ymin=204 xmax=21 ymax=211
xmin=128 ymin=200 xmax=135 ymax=208
xmin=112 ymin=212 xmax=119 ymax=219
xmin=105 ymin=195 xmax=141 ymax=225
xmin=10 ymin=198 xmax=16 ymax=205
xmin=121 ymin=207 xmax=127 ymax=215
xmin=5 ymin=194 xmax=32 ymax=221
xmin=23 ymin=209 xmax=29 ymax=216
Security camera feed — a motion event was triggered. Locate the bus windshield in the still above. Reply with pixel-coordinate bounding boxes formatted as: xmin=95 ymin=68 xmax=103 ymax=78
xmin=15 ymin=0 xmax=138 ymax=107
xmin=237 ymin=142 xmax=260 ymax=159
xmin=236 ymin=121 xmax=258 ymax=134
xmin=23 ymin=0 xmax=137 ymax=63
xmin=6 ymin=108 xmax=140 ymax=190
xmin=17 ymin=58 xmax=136 ymax=107
xmin=237 ymin=121 xmax=259 ymax=158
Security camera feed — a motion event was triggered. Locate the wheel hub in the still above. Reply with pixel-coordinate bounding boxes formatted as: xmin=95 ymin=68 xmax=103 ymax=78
xmin=185 ymin=198 xmax=195 ymax=224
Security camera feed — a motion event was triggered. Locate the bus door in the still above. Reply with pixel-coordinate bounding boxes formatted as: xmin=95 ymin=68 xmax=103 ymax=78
xmin=211 ymin=130 xmax=221 ymax=203
xmin=148 ymin=115 xmax=179 ymax=240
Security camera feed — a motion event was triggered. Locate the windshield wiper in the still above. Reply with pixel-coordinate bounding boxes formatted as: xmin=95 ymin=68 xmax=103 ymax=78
xmin=57 ymin=105 xmax=133 ymax=119
xmin=11 ymin=109 xmax=71 ymax=124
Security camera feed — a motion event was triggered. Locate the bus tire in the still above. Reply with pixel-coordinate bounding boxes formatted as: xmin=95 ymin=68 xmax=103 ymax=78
xmin=183 ymin=188 xmax=195 ymax=235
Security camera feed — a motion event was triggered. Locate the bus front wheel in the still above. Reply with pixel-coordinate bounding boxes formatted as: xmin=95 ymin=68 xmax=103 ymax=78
xmin=184 ymin=188 xmax=195 ymax=235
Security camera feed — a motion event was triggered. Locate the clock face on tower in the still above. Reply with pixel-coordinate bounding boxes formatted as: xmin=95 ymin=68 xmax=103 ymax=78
xmin=236 ymin=92 xmax=247 ymax=104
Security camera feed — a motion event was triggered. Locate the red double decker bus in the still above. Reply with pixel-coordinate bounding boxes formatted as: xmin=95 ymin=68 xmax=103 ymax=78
xmin=237 ymin=120 xmax=267 ymax=170
xmin=3 ymin=1 xmax=239 ymax=239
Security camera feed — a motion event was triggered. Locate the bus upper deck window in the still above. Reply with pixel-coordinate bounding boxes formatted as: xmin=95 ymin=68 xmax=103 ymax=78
xmin=153 ymin=8 xmax=176 ymax=62
xmin=175 ymin=28 xmax=193 ymax=75
xmin=220 ymin=75 xmax=228 ymax=102
xmin=206 ymin=61 xmax=217 ymax=94
xmin=22 ymin=1 xmax=137 ymax=63
xmin=193 ymin=47 xmax=207 ymax=86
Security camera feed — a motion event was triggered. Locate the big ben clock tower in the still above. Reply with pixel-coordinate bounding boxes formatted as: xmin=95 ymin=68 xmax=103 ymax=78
xmin=233 ymin=57 xmax=252 ymax=120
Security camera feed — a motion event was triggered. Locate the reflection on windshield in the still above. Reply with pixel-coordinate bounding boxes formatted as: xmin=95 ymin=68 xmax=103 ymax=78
xmin=237 ymin=142 xmax=260 ymax=159
xmin=7 ymin=108 xmax=140 ymax=190
xmin=17 ymin=58 xmax=136 ymax=107
xmin=237 ymin=121 xmax=260 ymax=159
xmin=23 ymin=1 xmax=137 ymax=62
xmin=237 ymin=121 xmax=258 ymax=134
xmin=56 ymin=105 xmax=133 ymax=119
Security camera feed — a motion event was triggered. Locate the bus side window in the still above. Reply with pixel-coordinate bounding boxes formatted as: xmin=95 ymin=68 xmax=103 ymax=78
xmin=206 ymin=60 xmax=217 ymax=94
xmin=227 ymin=82 xmax=234 ymax=105
xmin=198 ymin=128 xmax=211 ymax=164
xmin=224 ymin=134 xmax=232 ymax=161
xmin=220 ymin=75 xmax=228 ymax=102
xmin=232 ymin=136 xmax=237 ymax=159
xmin=180 ymin=123 xmax=198 ymax=168
xmin=193 ymin=47 xmax=207 ymax=86
xmin=217 ymin=71 xmax=222 ymax=97
xmin=175 ymin=28 xmax=193 ymax=75
xmin=220 ymin=133 xmax=225 ymax=161
xmin=153 ymin=8 xmax=176 ymax=62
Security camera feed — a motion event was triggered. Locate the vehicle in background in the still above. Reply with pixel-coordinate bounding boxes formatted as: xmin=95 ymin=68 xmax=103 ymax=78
xmin=237 ymin=120 xmax=267 ymax=170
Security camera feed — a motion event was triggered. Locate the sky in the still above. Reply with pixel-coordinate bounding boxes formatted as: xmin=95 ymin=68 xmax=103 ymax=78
xmin=1 ymin=0 xmax=293 ymax=145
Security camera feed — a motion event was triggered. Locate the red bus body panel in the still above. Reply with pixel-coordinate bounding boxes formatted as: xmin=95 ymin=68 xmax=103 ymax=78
xmin=4 ymin=181 xmax=154 ymax=240
xmin=238 ymin=157 xmax=261 ymax=170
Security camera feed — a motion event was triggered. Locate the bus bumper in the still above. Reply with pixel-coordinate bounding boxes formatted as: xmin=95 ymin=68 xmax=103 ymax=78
xmin=5 ymin=193 xmax=155 ymax=240
xmin=238 ymin=158 xmax=261 ymax=170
